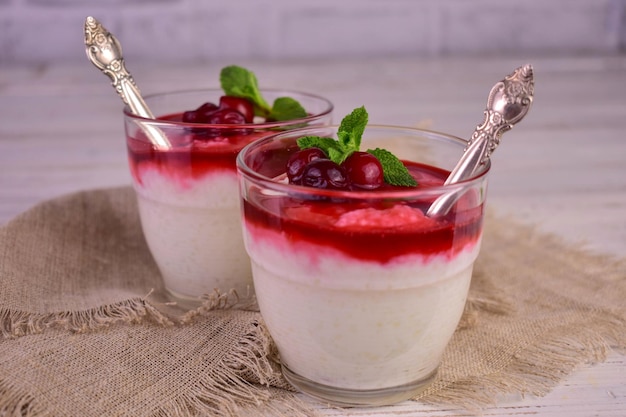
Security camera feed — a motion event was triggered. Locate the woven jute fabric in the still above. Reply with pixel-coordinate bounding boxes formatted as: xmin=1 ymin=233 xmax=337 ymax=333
xmin=1 ymin=186 xmax=624 ymax=416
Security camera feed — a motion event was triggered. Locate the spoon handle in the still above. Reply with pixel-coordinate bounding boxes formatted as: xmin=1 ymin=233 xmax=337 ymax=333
xmin=425 ymin=135 xmax=490 ymax=217
xmin=444 ymin=64 xmax=533 ymax=185
xmin=84 ymin=16 xmax=171 ymax=150
xmin=116 ymin=71 xmax=154 ymax=119
xmin=442 ymin=131 xmax=488 ymax=186
xmin=427 ymin=64 xmax=534 ymax=217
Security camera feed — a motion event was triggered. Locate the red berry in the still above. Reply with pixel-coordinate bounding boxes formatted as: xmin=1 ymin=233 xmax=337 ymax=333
xmin=196 ymin=102 xmax=219 ymax=116
xmin=196 ymin=102 xmax=220 ymax=122
xmin=301 ymin=159 xmax=349 ymax=190
xmin=183 ymin=102 xmax=219 ymax=123
xmin=206 ymin=108 xmax=247 ymax=125
xmin=287 ymin=148 xmax=327 ymax=184
xmin=342 ymin=151 xmax=384 ymax=190
xmin=219 ymin=96 xmax=255 ymax=123
xmin=183 ymin=103 xmax=249 ymax=139
xmin=182 ymin=110 xmax=200 ymax=123
xmin=182 ymin=100 xmax=250 ymax=139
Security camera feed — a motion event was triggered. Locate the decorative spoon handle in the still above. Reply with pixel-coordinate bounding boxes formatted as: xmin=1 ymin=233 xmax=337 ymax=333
xmin=427 ymin=64 xmax=534 ymax=217
xmin=84 ymin=16 xmax=171 ymax=149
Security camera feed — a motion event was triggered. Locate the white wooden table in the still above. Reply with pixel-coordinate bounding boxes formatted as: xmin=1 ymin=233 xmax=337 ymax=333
xmin=1 ymin=54 xmax=624 ymax=416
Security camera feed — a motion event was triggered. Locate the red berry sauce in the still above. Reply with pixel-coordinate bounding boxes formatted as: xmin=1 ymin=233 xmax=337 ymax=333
xmin=243 ymin=161 xmax=484 ymax=264
xmin=126 ymin=111 xmax=270 ymax=187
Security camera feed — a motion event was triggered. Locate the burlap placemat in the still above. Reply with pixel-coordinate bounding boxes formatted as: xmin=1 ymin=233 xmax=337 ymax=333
xmin=1 ymin=186 xmax=624 ymax=416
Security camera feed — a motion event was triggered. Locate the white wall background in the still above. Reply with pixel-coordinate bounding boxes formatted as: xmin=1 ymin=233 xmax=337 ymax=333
xmin=1 ymin=0 xmax=625 ymax=64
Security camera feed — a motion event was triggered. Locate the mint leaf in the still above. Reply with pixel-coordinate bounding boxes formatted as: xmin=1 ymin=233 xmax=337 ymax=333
xmin=270 ymin=97 xmax=307 ymax=121
xmin=337 ymin=106 xmax=368 ymax=153
xmin=296 ymin=107 xmax=417 ymax=188
xmin=367 ymin=148 xmax=417 ymax=187
xmin=297 ymin=135 xmax=347 ymax=164
xmin=220 ymin=65 xmax=309 ymax=122
xmin=220 ymin=65 xmax=271 ymax=116
xmin=297 ymin=136 xmax=339 ymax=153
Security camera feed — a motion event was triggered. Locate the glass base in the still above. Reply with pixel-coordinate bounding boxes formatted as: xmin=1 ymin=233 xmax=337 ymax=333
xmin=282 ymin=363 xmax=438 ymax=407
xmin=164 ymin=287 xmax=204 ymax=311
xmin=163 ymin=286 xmax=257 ymax=312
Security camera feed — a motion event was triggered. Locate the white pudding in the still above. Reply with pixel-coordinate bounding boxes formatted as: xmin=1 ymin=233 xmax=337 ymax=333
xmin=134 ymin=168 xmax=252 ymax=306
xmin=243 ymin=220 xmax=480 ymax=391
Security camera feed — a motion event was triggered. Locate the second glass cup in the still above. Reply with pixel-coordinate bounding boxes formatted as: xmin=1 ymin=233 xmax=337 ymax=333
xmin=237 ymin=125 xmax=490 ymax=406
xmin=124 ymin=89 xmax=333 ymax=308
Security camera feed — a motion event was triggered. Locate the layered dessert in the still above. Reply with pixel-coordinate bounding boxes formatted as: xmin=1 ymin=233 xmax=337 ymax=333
xmin=127 ymin=117 xmax=266 ymax=304
xmin=237 ymin=108 xmax=488 ymax=405
xmin=124 ymin=66 xmax=332 ymax=307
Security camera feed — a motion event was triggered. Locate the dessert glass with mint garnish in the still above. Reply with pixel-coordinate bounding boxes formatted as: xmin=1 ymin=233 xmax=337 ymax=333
xmin=124 ymin=66 xmax=333 ymax=309
xmin=237 ymin=107 xmax=489 ymax=406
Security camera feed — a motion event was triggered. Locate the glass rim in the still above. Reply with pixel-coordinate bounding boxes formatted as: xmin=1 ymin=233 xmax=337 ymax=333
xmin=236 ymin=124 xmax=491 ymax=199
xmin=122 ymin=88 xmax=334 ymax=129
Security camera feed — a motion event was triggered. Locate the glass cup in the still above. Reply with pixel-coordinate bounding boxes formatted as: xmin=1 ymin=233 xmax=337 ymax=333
xmin=237 ymin=125 xmax=490 ymax=406
xmin=123 ymin=89 xmax=333 ymax=309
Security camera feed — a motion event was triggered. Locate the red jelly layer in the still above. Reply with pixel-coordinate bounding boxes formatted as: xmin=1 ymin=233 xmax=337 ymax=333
xmin=243 ymin=162 xmax=484 ymax=264
xmin=126 ymin=112 xmax=271 ymax=185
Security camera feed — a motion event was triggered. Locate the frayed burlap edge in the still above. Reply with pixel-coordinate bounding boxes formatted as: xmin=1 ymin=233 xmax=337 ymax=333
xmin=0 ymin=379 xmax=42 ymax=417
xmin=178 ymin=288 xmax=259 ymax=324
xmin=139 ymin=317 xmax=316 ymax=417
xmin=0 ymin=287 xmax=261 ymax=340
xmin=0 ymin=311 xmax=316 ymax=417
xmin=0 ymin=297 xmax=173 ymax=339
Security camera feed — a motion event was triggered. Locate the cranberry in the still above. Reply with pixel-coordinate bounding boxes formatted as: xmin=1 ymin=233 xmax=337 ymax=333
xmin=206 ymin=108 xmax=247 ymax=125
xmin=181 ymin=99 xmax=251 ymax=139
xmin=342 ymin=151 xmax=384 ymax=190
xmin=219 ymin=96 xmax=255 ymax=123
xmin=182 ymin=110 xmax=200 ymax=123
xmin=196 ymin=102 xmax=219 ymax=117
xmin=182 ymin=97 xmax=254 ymax=125
xmin=301 ymin=159 xmax=349 ymax=190
xmin=287 ymin=147 xmax=327 ymax=184
xmin=183 ymin=102 xmax=219 ymax=123
xmin=202 ymin=108 xmax=250 ymax=137
xmin=185 ymin=107 xmax=247 ymax=138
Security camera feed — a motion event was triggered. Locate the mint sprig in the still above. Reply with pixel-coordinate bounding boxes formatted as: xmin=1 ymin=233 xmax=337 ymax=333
xmin=270 ymin=96 xmax=307 ymax=122
xmin=367 ymin=148 xmax=417 ymax=187
xmin=297 ymin=106 xmax=417 ymax=187
xmin=335 ymin=105 xmax=367 ymax=164
xmin=220 ymin=65 xmax=307 ymax=121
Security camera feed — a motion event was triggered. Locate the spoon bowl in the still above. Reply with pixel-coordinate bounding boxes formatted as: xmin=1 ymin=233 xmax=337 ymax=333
xmin=84 ymin=16 xmax=171 ymax=149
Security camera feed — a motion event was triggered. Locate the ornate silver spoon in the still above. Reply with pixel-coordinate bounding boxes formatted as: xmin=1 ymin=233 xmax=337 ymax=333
xmin=426 ymin=64 xmax=534 ymax=217
xmin=84 ymin=16 xmax=171 ymax=149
